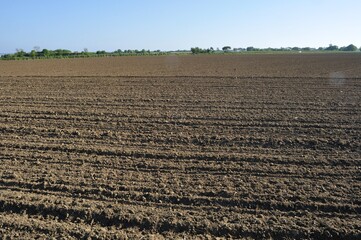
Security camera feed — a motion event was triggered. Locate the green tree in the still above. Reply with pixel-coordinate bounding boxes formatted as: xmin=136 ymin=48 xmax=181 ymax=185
xmin=222 ymin=46 xmax=231 ymax=52
xmin=42 ymin=49 xmax=50 ymax=57
xmin=30 ymin=50 xmax=37 ymax=58
xmin=325 ymin=44 xmax=338 ymax=51
xmin=247 ymin=46 xmax=256 ymax=51
xmin=15 ymin=48 xmax=25 ymax=57
xmin=191 ymin=47 xmax=201 ymax=54
xmin=190 ymin=47 xmax=211 ymax=54
xmin=340 ymin=44 xmax=358 ymax=51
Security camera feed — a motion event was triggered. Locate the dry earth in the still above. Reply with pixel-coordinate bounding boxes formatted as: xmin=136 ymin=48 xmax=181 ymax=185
xmin=0 ymin=54 xmax=360 ymax=239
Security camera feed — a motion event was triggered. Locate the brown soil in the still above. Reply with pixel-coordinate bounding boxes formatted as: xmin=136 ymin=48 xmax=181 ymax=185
xmin=0 ymin=54 xmax=360 ymax=239
xmin=1 ymin=53 xmax=361 ymax=78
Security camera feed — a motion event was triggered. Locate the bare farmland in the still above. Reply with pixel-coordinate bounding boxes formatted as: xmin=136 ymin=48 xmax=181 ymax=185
xmin=0 ymin=54 xmax=360 ymax=239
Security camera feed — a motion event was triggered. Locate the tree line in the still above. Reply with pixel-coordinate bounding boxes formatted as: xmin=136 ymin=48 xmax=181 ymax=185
xmin=1 ymin=44 xmax=360 ymax=60
xmin=0 ymin=48 xmax=170 ymax=60
xmin=191 ymin=44 xmax=360 ymax=54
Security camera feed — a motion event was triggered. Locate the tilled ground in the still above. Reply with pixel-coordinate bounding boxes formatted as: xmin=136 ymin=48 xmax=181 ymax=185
xmin=0 ymin=54 xmax=361 ymax=239
xmin=1 ymin=53 xmax=361 ymax=78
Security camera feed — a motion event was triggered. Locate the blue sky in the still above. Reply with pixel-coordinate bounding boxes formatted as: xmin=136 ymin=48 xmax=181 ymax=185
xmin=1 ymin=0 xmax=360 ymax=53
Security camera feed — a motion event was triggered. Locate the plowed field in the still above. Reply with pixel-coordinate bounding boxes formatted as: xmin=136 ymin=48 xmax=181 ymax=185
xmin=0 ymin=54 xmax=360 ymax=239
